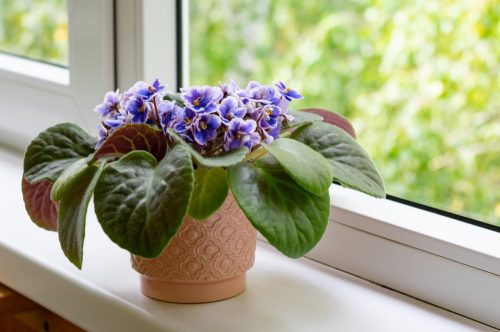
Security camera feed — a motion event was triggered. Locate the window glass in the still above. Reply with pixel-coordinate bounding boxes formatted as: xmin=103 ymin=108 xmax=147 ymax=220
xmin=0 ymin=0 xmax=68 ymax=66
xmin=189 ymin=0 xmax=500 ymax=225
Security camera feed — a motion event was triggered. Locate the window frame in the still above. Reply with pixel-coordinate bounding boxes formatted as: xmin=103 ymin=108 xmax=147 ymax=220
xmin=0 ymin=0 xmax=115 ymax=150
xmin=114 ymin=0 xmax=180 ymax=92
xmin=303 ymin=185 xmax=500 ymax=328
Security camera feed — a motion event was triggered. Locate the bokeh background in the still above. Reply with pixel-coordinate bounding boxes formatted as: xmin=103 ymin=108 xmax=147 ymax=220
xmin=1 ymin=0 xmax=498 ymax=225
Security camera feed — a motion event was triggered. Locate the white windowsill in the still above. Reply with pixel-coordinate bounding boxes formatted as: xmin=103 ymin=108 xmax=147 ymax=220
xmin=327 ymin=185 xmax=500 ymax=274
xmin=0 ymin=148 xmax=496 ymax=331
xmin=0 ymin=52 xmax=69 ymax=86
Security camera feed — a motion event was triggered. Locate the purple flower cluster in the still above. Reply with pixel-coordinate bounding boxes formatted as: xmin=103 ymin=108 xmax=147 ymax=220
xmin=94 ymin=79 xmax=302 ymax=154
xmin=94 ymin=79 xmax=166 ymax=147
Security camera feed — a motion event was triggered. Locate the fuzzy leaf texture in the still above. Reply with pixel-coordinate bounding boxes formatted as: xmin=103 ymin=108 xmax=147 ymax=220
xmin=93 ymin=146 xmax=194 ymax=258
xmin=291 ymin=122 xmax=385 ymax=198
xmin=228 ymin=158 xmax=330 ymax=258
xmin=188 ymin=167 xmax=228 ymax=220
xmin=21 ymin=178 xmax=58 ymax=231
xmin=23 ymin=123 xmax=96 ymax=183
xmin=263 ymin=138 xmax=333 ymax=195
xmin=93 ymin=124 xmax=167 ymax=161
xmin=54 ymin=160 xmax=104 ymax=269
xmin=301 ymin=108 xmax=356 ymax=139
xmin=286 ymin=109 xmax=323 ymax=129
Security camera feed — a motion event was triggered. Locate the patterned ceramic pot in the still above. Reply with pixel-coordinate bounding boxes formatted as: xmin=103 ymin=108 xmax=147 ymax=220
xmin=131 ymin=193 xmax=257 ymax=303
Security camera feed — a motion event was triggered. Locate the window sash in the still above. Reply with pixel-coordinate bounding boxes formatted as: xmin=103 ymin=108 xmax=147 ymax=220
xmin=0 ymin=0 xmax=114 ymax=150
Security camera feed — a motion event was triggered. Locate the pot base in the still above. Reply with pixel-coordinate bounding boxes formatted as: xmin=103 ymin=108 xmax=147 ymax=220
xmin=139 ymin=274 xmax=247 ymax=303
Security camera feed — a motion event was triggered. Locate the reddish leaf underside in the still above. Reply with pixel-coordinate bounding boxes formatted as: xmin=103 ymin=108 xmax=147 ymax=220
xmin=21 ymin=177 xmax=58 ymax=231
xmin=93 ymin=124 xmax=167 ymax=161
xmin=301 ymin=108 xmax=357 ymax=139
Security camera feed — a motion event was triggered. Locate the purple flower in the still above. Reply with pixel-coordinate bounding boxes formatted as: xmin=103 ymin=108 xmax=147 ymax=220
xmin=246 ymin=82 xmax=280 ymax=106
xmin=158 ymin=101 xmax=182 ymax=133
xmin=224 ymin=118 xmax=261 ymax=151
xmin=218 ymin=96 xmax=246 ymax=125
xmin=96 ymin=124 xmax=108 ymax=148
xmin=257 ymin=105 xmax=281 ymax=129
xmin=125 ymin=96 xmax=151 ymax=123
xmin=275 ymin=81 xmax=302 ymax=101
xmin=220 ymin=80 xmax=244 ymax=97
xmin=174 ymin=107 xmax=197 ymax=133
xmin=134 ymin=79 xmax=165 ymax=101
xmin=181 ymin=85 xmax=223 ymax=113
xmin=95 ymin=90 xmax=120 ymax=119
xmin=193 ymin=114 xmax=222 ymax=146
xmin=103 ymin=112 xmax=127 ymax=129
xmin=261 ymin=122 xmax=282 ymax=144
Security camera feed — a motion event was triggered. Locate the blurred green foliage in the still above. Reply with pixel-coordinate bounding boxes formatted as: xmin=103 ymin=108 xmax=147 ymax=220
xmin=0 ymin=0 xmax=67 ymax=66
xmin=190 ymin=0 xmax=500 ymax=225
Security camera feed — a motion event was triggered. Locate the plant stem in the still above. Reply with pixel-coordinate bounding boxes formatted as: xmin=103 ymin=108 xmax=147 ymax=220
xmin=152 ymin=98 xmax=161 ymax=127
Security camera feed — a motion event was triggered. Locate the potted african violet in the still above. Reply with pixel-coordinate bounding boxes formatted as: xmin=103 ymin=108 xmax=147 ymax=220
xmin=21 ymin=79 xmax=385 ymax=303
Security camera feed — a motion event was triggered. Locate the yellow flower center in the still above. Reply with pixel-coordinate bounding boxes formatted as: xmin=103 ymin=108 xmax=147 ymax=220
xmin=185 ymin=117 xmax=192 ymax=124
xmin=200 ymin=121 xmax=208 ymax=130
xmin=193 ymin=98 xmax=201 ymax=107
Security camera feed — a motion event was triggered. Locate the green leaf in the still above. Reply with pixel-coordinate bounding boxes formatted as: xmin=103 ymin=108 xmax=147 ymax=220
xmin=291 ymin=122 xmax=385 ymax=198
xmin=21 ymin=177 xmax=58 ymax=231
xmin=56 ymin=162 xmax=104 ymax=269
xmin=23 ymin=123 xmax=96 ymax=183
xmin=300 ymin=108 xmax=357 ymax=139
xmin=228 ymin=160 xmax=330 ymax=258
xmin=168 ymin=128 xmax=247 ymax=167
xmin=94 ymin=146 xmax=194 ymax=258
xmin=93 ymin=123 xmax=167 ymax=161
xmin=188 ymin=167 xmax=228 ymax=220
xmin=51 ymin=157 xmax=91 ymax=201
xmin=262 ymin=138 xmax=333 ymax=195
xmin=285 ymin=109 xmax=323 ymax=128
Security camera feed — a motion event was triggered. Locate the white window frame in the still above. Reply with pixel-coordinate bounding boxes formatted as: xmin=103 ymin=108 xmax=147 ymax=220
xmin=308 ymin=186 xmax=500 ymax=328
xmin=114 ymin=0 xmax=179 ymax=93
xmin=0 ymin=0 xmax=115 ymax=150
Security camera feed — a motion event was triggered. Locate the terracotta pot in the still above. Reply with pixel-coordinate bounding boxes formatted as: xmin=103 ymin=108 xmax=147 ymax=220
xmin=131 ymin=193 xmax=257 ymax=303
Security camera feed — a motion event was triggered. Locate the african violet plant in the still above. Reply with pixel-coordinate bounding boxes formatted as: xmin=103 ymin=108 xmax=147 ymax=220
xmin=21 ymin=79 xmax=385 ymax=269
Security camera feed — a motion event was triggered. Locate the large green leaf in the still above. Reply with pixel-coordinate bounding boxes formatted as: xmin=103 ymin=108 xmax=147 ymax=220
xmin=23 ymin=123 xmax=96 ymax=183
xmin=291 ymin=122 xmax=385 ymax=198
xmin=94 ymin=146 xmax=194 ymax=257
xmin=51 ymin=157 xmax=91 ymax=201
xmin=228 ymin=159 xmax=330 ymax=258
xmin=188 ymin=167 xmax=228 ymax=220
xmin=285 ymin=109 xmax=323 ymax=129
xmin=21 ymin=177 xmax=58 ymax=231
xmin=168 ymin=128 xmax=247 ymax=167
xmin=55 ymin=161 xmax=104 ymax=269
xmin=93 ymin=124 xmax=167 ymax=161
xmin=301 ymin=108 xmax=357 ymax=139
xmin=262 ymin=138 xmax=332 ymax=195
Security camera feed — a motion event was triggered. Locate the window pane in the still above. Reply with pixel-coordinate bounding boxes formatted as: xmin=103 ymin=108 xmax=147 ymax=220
xmin=189 ymin=0 xmax=500 ymax=226
xmin=0 ymin=0 xmax=68 ymax=66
